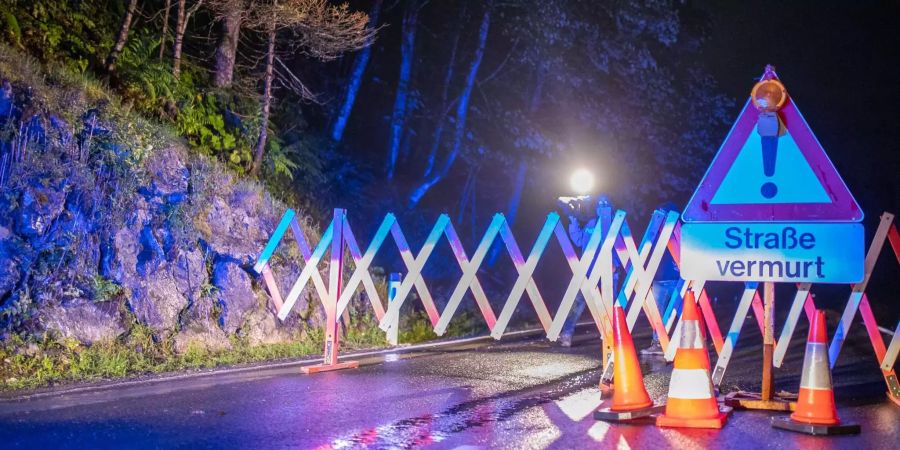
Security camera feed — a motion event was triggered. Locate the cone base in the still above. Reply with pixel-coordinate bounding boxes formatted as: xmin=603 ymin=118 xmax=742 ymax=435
xmin=771 ymin=416 xmax=860 ymax=436
xmin=610 ymin=397 xmax=654 ymax=412
xmin=656 ymin=405 xmax=731 ymax=430
xmin=300 ymin=360 xmax=359 ymax=374
xmin=657 ymin=412 xmax=727 ymax=429
xmin=594 ymin=404 xmax=664 ymax=422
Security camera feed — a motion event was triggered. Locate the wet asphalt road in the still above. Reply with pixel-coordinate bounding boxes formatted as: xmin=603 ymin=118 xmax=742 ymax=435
xmin=0 ymin=313 xmax=898 ymax=449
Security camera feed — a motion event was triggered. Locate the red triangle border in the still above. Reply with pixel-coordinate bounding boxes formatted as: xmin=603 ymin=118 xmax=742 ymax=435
xmin=683 ymin=82 xmax=862 ymax=223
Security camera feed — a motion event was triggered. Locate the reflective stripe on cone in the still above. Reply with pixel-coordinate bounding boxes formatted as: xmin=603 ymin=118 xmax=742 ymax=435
xmin=789 ymin=310 xmax=841 ymax=426
xmin=668 ymin=368 xmax=716 ymax=400
xmin=656 ymin=290 xmax=728 ymax=429
xmin=799 ymin=343 xmax=831 ymax=389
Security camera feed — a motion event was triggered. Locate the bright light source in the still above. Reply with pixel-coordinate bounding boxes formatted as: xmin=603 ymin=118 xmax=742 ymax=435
xmin=570 ymin=168 xmax=595 ymax=194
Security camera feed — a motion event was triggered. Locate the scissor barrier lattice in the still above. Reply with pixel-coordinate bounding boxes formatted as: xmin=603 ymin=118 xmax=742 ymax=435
xmin=253 ymin=208 xmax=899 ymax=403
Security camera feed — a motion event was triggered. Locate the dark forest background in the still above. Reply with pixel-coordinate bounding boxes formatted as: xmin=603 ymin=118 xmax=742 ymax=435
xmin=1 ymin=0 xmax=897 ymax=316
xmin=0 ymin=1 xmax=734 ymax=227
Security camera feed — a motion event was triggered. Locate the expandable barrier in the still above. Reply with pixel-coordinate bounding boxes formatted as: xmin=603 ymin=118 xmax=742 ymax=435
xmin=253 ymin=208 xmax=899 ymax=404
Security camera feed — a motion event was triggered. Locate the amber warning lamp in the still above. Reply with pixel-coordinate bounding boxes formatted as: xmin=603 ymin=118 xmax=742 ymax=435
xmin=751 ymin=78 xmax=787 ymax=113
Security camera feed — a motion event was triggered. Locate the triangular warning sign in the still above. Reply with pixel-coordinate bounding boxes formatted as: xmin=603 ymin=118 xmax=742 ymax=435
xmin=683 ymin=72 xmax=862 ymax=223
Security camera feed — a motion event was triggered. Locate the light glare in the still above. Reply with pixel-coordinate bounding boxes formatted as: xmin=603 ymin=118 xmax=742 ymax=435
xmin=570 ymin=168 xmax=595 ymax=194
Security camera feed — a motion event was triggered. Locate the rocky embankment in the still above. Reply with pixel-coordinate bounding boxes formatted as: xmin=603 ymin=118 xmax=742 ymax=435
xmin=0 ymin=61 xmax=326 ymax=356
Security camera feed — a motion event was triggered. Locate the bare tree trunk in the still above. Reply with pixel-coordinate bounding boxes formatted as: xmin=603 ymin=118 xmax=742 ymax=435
xmin=159 ymin=0 xmax=171 ymax=60
xmin=250 ymin=24 xmax=276 ymax=177
xmin=330 ymin=0 xmax=382 ymax=142
xmin=386 ymin=1 xmax=419 ymax=180
xmin=505 ymin=159 xmax=528 ymax=225
xmin=456 ymin=168 xmax=475 ymax=223
xmin=423 ymin=4 xmax=465 ymax=178
xmin=213 ymin=5 xmax=243 ymax=87
xmin=172 ymin=0 xmax=186 ymax=78
xmin=105 ymin=0 xmax=139 ymax=73
xmin=408 ymin=1 xmax=491 ymax=209
xmin=398 ymin=126 xmax=413 ymax=163
xmin=173 ymin=0 xmax=203 ymax=79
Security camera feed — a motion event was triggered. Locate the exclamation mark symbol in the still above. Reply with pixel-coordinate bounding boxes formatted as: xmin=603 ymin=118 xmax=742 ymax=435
xmin=761 ymin=135 xmax=777 ymax=198
xmin=758 ymin=111 xmax=779 ymax=199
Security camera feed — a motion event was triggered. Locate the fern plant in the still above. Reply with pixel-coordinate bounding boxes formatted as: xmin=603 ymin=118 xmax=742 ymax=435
xmin=116 ymin=33 xmax=255 ymax=173
xmin=116 ymin=33 xmax=184 ymax=116
xmin=1 ymin=0 xmax=116 ymax=71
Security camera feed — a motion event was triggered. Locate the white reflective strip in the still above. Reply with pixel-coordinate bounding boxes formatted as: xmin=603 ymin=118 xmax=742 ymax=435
xmin=666 ymin=318 xmax=682 ymax=362
xmin=774 ymin=284 xmax=812 ymax=368
xmin=668 ymin=368 xmax=715 ymax=400
xmin=665 ymin=280 xmax=704 ymax=362
xmin=491 ymin=215 xmax=557 ymax=338
xmin=711 ymin=283 xmax=758 ymax=385
xmin=882 ymin=321 xmax=900 ymax=371
xmin=800 ymin=343 xmax=832 ymax=389
xmin=435 ymin=218 xmax=501 ymax=335
xmin=681 ymin=321 xmax=704 ymax=349
xmin=378 ymin=216 xmax=448 ymax=330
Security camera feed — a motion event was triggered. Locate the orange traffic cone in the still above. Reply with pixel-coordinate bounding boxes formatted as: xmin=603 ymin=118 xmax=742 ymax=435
xmin=771 ymin=310 xmax=860 ymax=435
xmin=594 ymin=305 xmax=664 ymax=421
xmin=656 ymin=291 xmax=730 ymax=429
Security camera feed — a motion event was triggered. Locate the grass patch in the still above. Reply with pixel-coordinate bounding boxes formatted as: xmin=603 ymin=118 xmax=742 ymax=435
xmin=0 ymin=330 xmax=324 ymax=391
xmin=398 ymin=310 xmax=480 ymax=344
xmin=0 ymin=308 xmax=480 ymax=392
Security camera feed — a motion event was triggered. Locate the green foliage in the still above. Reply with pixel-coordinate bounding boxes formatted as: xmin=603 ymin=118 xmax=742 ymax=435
xmin=91 ymin=276 xmax=125 ymax=303
xmin=0 ymin=292 xmax=482 ymax=391
xmin=0 ymin=0 xmax=117 ymax=72
xmin=0 ymin=287 xmax=35 ymax=332
xmin=113 ymin=32 xmax=259 ymax=174
xmin=399 ymin=311 xmax=438 ymax=344
xmin=1 ymin=10 xmax=22 ymax=48
xmin=342 ymin=312 xmax=389 ymax=349
xmin=0 ymin=1 xmax=385 ymax=392
xmin=263 ymin=108 xmax=330 ymax=195
xmin=0 ymin=43 xmax=162 ymax=164
xmin=175 ymin=93 xmax=254 ymax=173
xmin=0 ymin=328 xmax=328 ymax=391
xmin=398 ymin=309 xmax=479 ymax=344
xmin=1 ymin=0 xmax=329 ymax=188
xmin=264 ymin=135 xmax=301 ymax=181
xmin=115 ymin=33 xmax=186 ymax=115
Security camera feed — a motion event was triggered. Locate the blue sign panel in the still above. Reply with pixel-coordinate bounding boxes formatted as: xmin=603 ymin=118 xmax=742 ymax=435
xmin=680 ymin=223 xmax=864 ymax=284
xmin=710 ymin=130 xmax=831 ymax=205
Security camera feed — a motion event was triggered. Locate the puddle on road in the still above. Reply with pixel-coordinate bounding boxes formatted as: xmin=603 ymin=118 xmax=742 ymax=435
xmin=316 ymin=367 xmax=601 ymax=449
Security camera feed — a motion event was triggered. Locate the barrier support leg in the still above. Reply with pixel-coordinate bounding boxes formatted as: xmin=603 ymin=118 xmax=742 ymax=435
xmin=828 ymin=213 xmax=898 ymax=405
xmin=725 ymin=282 xmax=797 ymax=411
xmin=302 ymin=209 xmax=359 ymax=374
xmin=859 ymin=295 xmax=900 ymax=406
xmin=386 ymin=273 xmax=402 ymax=346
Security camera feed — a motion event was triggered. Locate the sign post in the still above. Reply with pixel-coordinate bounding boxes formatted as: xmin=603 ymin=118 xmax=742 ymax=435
xmin=681 ymin=66 xmax=865 ymax=411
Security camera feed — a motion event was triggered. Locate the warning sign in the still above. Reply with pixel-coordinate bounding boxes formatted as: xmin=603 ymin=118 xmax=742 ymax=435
xmin=682 ymin=72 xmax=862 ymax=223
xmin=680 ymin=222 xmax=863 ymax=283
xmin=680 ymin=67 xmax=864 ymax=284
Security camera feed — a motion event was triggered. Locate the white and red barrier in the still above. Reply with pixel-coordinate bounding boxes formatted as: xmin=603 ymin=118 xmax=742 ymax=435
xmin=253 ymin=208 xmax=899 ymax=404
